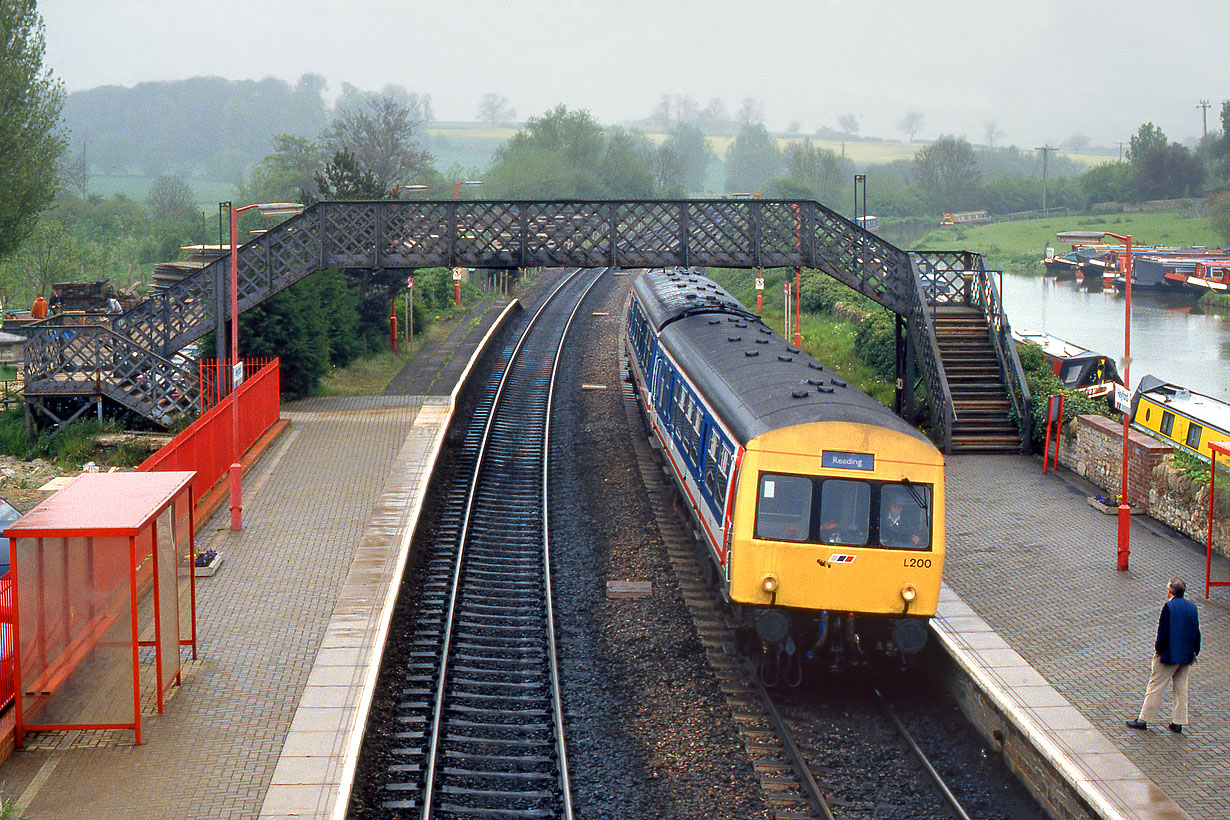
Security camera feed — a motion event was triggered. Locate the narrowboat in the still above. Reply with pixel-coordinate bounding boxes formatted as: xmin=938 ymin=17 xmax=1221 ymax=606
xmin=1042 ymin=250 xmax=1081 ymax=278
xmin=1012 ymin=329 xmax=1122 ymax=397
xmin=1131 ymin=375 xmax=1230 ymax=461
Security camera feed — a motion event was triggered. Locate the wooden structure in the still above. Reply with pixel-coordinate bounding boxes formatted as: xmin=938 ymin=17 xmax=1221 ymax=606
xmin=4 ymin=472 xmax=197 ymax=746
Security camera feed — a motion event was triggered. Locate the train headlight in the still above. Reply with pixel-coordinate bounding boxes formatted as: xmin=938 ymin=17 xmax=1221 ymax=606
xmin=762 ymin=575 xmax=778 ymax=593
xmin=900 ymin=583 xmax=918 ymax=603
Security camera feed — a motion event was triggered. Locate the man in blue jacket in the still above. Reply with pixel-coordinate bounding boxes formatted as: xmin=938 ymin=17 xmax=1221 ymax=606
xmin=1127 ymin=577 xmax=1201 ymax=733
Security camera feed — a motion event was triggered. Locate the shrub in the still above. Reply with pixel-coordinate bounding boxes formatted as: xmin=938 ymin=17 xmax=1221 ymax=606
xmin=1014 ymin=344 xmax=1111 ymax=450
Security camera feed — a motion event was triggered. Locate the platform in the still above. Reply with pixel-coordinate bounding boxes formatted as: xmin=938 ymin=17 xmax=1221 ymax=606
xmin=0 ymin=296 xmax=516 ymax=820
xmin=939 ymin=454 xmax=1228 ymax=820
xmin=0 ymin=287 xmax=1224 ymax=819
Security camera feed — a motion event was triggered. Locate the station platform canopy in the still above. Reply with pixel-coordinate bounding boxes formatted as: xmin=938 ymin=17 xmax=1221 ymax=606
xmin=4 ymin=471 xmax=198 ymax=746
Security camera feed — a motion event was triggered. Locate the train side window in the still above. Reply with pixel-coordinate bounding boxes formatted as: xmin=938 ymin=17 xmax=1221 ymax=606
xmin=818 ymin=480 xmax=870 ymax=546
xmin=1186 ymin=422 xmax=1203 ymax=450
xmin=878 ymin=483 xmax=930 ymax=550
xmin=756 ymin=474 xmax=812 ymax=542
xmin=1159 ymin=410 xmax=1174 ymax=436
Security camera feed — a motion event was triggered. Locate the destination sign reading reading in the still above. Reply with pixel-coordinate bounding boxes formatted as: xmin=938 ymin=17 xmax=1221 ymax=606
xmin=822 ymin=451 xmax=874 ymax=471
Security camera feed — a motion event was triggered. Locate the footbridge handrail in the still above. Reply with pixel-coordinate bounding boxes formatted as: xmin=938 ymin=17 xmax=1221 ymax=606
xmin=967 ymin=255 xmax=1033 ymax=453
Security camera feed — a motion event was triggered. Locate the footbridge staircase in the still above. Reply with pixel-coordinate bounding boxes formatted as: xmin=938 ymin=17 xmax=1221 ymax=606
xmin=21 ymin=199 xmax=1031 ymax=453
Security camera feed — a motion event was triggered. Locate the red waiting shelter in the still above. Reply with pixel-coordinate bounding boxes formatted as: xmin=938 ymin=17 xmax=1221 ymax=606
xmin=3 ymin=471 xmax=198 ymax=746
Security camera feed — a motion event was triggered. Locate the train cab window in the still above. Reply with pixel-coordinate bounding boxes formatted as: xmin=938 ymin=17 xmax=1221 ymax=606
xmin=756 ymin=474 xmax=812 ymax=542
xmin=1159 ymin=410 xmax=1175 ymax=436
xmin=878 ymin=483 xmax=930 ymax=549
xmin=1186 ymin=422 xmax=1203 ymax=450
xmin=818 ymin=479 xmax=870 ymax=546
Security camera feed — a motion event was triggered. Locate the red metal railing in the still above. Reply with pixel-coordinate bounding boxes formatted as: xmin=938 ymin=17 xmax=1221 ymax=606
xmin=0 ymin=576 xmax=12 ymax=713
xmin=138 ymin=358 xmax=281 ymax=504
xmin=198 ymin=357 xmax=278 ymax=413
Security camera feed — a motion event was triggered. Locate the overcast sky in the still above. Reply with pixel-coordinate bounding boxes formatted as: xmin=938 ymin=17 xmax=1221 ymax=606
xmin=38 ymin=0 xmax=1229 ymax=150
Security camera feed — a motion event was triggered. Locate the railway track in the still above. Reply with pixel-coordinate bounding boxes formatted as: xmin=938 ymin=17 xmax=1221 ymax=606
xmin=618 ymin=317 xmax=976 ymax=820
xmin=377 ymin=267 xmax=607 ymax=819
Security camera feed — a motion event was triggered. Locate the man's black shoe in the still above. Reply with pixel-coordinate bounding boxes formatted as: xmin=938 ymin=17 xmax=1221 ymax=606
xmin=1126 ymin=719 xmax=1148 ymax=730
xmin=1168 ymin=723 xmax=1182 ymax=733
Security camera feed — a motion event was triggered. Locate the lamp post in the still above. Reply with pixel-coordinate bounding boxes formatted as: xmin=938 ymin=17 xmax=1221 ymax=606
xmin=1059 ymin=229 xmax=1133 ymax=569
xmin=390 ymin=183 xmax=429 ymax=199
xmin=225 ymin=201 xmax=304 ymax=530
xmin=452 ymin=181 xmax=482 ymax=306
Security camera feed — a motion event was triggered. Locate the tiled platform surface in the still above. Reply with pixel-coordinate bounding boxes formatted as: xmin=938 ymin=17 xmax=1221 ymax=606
xmin=941 ymin=454 xmax=1229 ymax=820
xmin=0 ymin=298 xmax=515 ymax=820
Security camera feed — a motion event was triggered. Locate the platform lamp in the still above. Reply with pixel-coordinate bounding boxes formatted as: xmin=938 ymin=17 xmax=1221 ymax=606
xmin=390 ymin=183 xmax=429 ymax=198
xmin=1058 ymin=229 xmax=1133 ymax=570
xmin=452 ymin=181 xmax=483 ymax=305
xmin=226 ymin=201 xmax=304 ymax=531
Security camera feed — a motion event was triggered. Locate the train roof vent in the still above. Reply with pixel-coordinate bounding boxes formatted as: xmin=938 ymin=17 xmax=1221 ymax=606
xmin=806 ymin=378 xmax=826 ymax=386
xmin=807 ymin=361 xmax=826 ymax=371
xmin=755 ymin=338 xmax=770 ymax=344
xmin=728 ymin=336 xmax=742 ymax=342
xmin=708 ymin=319 xmax=721 ymax=324
xmin=758 ymin=326 xmax=773 ymax=334
xmin=831 ymin=376 xmax=848 ymax=388
xmin=744 ymin=350 xmax=760 ymax=357
xmin=778 ymin=355 xmax=793 ymax=362
xmin=786 ymin=346 xmax=800 ymax=354
xmin=684 ymin=292 xmax=696 ymax=299
xmin=791 ymin=389 xmax=809 ymax=399
xmin=734 ymin=322 xmax=747 ymax=328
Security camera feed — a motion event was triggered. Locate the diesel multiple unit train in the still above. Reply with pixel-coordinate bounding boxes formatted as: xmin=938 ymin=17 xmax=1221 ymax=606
xmin=625 ymin=268 xmax=945 ymax=676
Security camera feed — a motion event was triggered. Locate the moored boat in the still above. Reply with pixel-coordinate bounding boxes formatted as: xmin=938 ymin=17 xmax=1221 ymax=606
xmin=1042 ymin=250 xmax=1081 ymax=278
xmin=1012 ymin=329 xmax=1122 ymax=397
xmin=1130 ymin=375 xmax=1230 ymax=461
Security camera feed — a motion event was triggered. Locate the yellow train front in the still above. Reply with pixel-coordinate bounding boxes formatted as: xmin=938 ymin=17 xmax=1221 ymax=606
xmin=626 ymin=269 xmax=945 ymax=678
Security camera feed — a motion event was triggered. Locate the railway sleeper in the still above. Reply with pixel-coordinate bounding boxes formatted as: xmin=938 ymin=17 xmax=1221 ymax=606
xmin=433 ymin=800 xmax=555 ymax=819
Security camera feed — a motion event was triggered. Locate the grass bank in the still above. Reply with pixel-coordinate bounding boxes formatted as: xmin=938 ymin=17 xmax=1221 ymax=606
xmin=913 ymin=211 xmax=1222 ymax=273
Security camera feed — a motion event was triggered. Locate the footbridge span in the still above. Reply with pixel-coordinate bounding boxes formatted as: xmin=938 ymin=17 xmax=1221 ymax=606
xmin=21 ymin=199 xmax=1030 ymax=453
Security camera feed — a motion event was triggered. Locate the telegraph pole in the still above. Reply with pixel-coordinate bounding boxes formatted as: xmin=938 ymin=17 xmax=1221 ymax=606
xmin=1198 ymin=99 xmax=1211 ymax=138
xmin=1035 ymin=145 xmax=1054 ymax=212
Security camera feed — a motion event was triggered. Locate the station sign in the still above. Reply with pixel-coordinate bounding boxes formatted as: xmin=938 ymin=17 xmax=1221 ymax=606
xmin=1114 ymin=384 xmax=1131 ymax=414
xmin=755 ymin=277 xmax=764 ymax=290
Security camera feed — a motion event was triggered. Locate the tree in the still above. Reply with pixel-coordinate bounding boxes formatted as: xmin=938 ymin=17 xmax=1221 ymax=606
xmin=897 ymin=111 xmax=925 ymax=143
xmin=836 ymin=113 xmax=860 ymax=136
xmin=1062 ymin=134 xmax=1091 ymax=153
xmin=1211 ymin=193 xmax=1230 ymax=244
xmin=725 ymin=123 xmax=782 ymax=192
xmin=58 ymin=146 xmax=89 ymax=196
xmin=323 ymin=94 xmax=433 ymax=188
xmin=1210 ymin=101 xmax=1230 ymax=183
xmin=484 ymin=105 xmax=658 ymax=199
xmin=983 ymin=120 xmax=1003 ymax=148
xmin=243 ymin=134 xmax=322 ymax=204
xmin=912 ymin=135 xmax=980 ymax=211
xmin=1127 ymin=122 xmax=1167 ymax=166
xmin=0 ymin=0 xmax=68 ymax=259
xmin=648 ymin=95 xmax=672 ymax=130
xmin=698 ymin=98 xmax=728 ymax=132
xmin=146 ymin=175 xmax=196 ymax=222
xmin=314 ymin=148 xmax=385 ymax=200
xmin=774 ymin=140 xmax=854 ymax=204
xmin=0 ymin=218 xmax=82 ymax=299
xmin=735 ymin=98 xmax=764 ymax=125
xmin=1080 ymin=161 xmax=1135 ymax=206
xmin=477 ymin=93 xmax=516 ymax=126
xmin=657 ymin=122 xmax=715 ymax=194
xmin=1135 ymin=143 xmax=1206 ymax=199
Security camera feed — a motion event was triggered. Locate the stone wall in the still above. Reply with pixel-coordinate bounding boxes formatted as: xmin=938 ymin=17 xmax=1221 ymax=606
xmin=1052 ymin=414 xmax=1229 ymax=558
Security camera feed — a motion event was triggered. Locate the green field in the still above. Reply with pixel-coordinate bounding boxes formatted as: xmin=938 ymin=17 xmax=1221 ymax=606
xmin=912 ymin=211 xmax=1224 ymax=273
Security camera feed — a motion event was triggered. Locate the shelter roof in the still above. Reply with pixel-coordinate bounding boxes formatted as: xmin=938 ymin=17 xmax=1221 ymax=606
xmin=4 ymin=471 xmax=195 ymax=537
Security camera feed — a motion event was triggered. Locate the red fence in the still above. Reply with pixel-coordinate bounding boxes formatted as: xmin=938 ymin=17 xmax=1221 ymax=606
xmin=0 ymin=577 xmax=11 ymax=714
xmin=138 ymin=359 xmax=281 ymax=502
xmin=198 ymin=357 xmax=278 ymax=413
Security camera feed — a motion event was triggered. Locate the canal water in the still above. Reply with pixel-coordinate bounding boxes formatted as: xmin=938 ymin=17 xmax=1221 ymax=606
xmin=998 ymin=272 xmax=1230 ymax=401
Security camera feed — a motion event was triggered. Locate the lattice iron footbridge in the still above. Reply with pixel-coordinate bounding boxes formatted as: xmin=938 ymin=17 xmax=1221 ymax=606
xmin=21 ymin=199 xmax=1031 ymax=453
